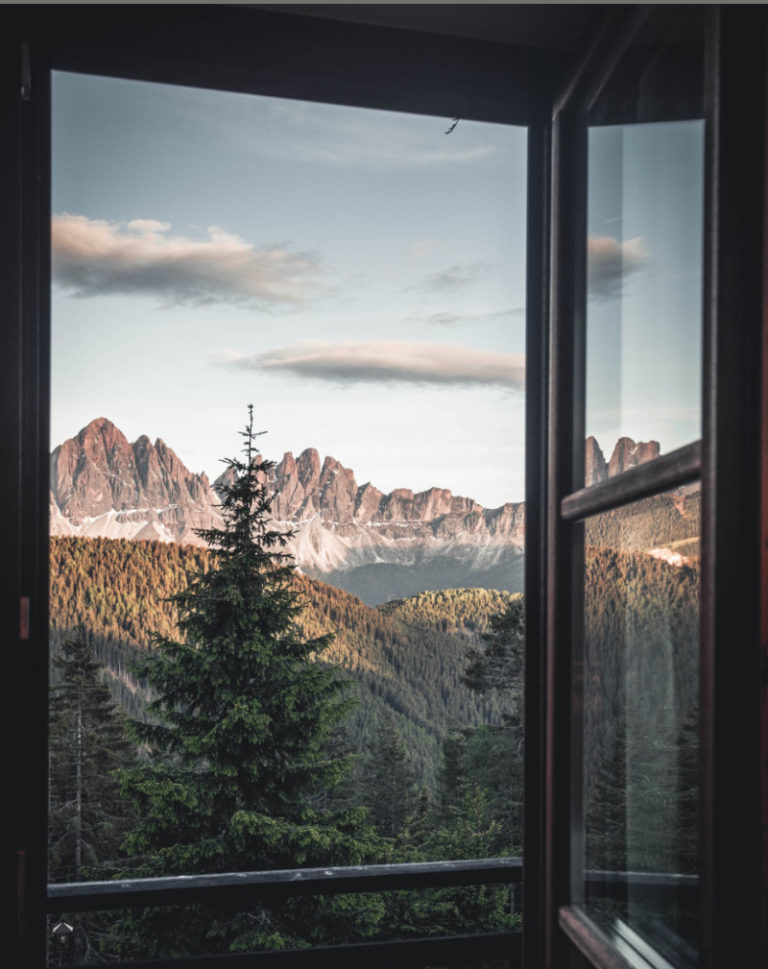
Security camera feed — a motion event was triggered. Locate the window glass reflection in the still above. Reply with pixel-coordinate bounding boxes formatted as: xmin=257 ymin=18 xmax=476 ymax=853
xmin=582 ymin=488 xmax=700 ymax=967
xmin=584 ymin=119 xmax=704 ymax=488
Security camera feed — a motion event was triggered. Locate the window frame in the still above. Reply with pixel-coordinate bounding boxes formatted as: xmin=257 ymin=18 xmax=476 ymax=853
xmin=6 ymin=6 xmax=764 ymax=969
xmin=2 ymin=6 xmax=564 ymax=966
xmin=543 ymin=6 xmax=766 ymax=969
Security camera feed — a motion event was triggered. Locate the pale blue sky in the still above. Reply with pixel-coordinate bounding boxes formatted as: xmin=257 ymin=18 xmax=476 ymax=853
xmin=52 ymin=72 xmax=528 ymax=506
xmin=586 ymin=120 xmax=704 ymax=458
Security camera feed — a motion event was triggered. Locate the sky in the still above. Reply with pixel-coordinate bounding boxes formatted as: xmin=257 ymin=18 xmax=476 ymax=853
xmin=585 ymin=119 xmax=704 ymax=463
xmin=51 ymin=73 xmax=704 ymax=508
xmin=51 ymin=72 xmax=528 ymax=507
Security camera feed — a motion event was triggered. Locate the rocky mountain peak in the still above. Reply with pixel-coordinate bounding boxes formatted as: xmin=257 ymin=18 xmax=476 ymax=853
xmin=48 ymin=419 xmax=675 ymax=603
xmin=50 ymin=418 xmax=221 ymax=545
xmin=584 ymin=436 xmax=608 ymax=486
xmin=607 ymin=436 xmax=660 ymax=478
xmin=584 ymin=435 xmax=660 ymax=486
xmin=296 ymin=448 xmax=322 ymax=488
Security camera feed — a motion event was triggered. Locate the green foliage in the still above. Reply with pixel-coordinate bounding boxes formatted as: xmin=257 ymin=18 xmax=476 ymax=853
xmin=49 ymin=529 xmax=528 ymax=951
xmin=432 ymin=596 xmax=526 ymax=857
xmin=462 ymin=597 xmax=524 ymax=706
xmin=358 ymin=717 xmax=419 ymax=843
xmin=48 ymin=633 xmax=139 ymax=965
xmin=116 ymin=411 xmax=383 ymax=956
xmin=380 ymin=587 xmax=520 ymax=636
xmin=50 ymin=539 xmax=512 ymax=788
xmin=583 ymin=542 xmax=700 ymax=878
xmin=49 ymin=633 xmax=138 ymax=884
xmin=380 ymin=785 xmax=520 ymax=943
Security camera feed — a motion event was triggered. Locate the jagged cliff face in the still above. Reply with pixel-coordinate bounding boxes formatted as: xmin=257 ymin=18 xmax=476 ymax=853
xmin=50 ymin=420 xmax=672 ymax=602
xmin=49 ymin=419 xmax=526 ymax=602
xmin=50 ymin=420 xmax=668 ymax=602
xmin=49 ymin=418 xmax=222 ymax=546
xmin=584 ymin=435 xmax=661 ymax=486
xmin=265 ymin=448 xmax=525 ymax=548
xmin=260 ymin=448 xmax=527 ymax=601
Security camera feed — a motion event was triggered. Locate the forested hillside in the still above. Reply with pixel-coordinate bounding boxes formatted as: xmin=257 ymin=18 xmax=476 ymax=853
xmin=583 ymin=542 xmax=700 ymax=875
xmin=47 ymin=504 xmax=700 ymax=960
xmin=584 ymin=490 xmax=700 ymax=551
xmin=49 ymin=536 xmax=516 ymax=786
xmin=48 ymin=536 xmax=524 ymax=959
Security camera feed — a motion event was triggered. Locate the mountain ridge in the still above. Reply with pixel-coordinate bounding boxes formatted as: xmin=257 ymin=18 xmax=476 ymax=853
xmin=49 ymin=418 xmax=663 ymax=603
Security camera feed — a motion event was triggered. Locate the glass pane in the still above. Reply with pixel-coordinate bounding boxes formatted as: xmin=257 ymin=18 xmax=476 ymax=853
xmin=584 ymin=11 xmax=705 ymax=486
xmin=581 ymin=487 xmax=700 ymax=967
xmin=49 ymin=71 xmax=526 ymax=962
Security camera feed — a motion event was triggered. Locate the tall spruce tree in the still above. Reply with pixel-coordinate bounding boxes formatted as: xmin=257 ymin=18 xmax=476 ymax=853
xmin=49 ymin=632 xmax=137 ymax=884
xmin=119 ymin=409 xmax=382 ymax=956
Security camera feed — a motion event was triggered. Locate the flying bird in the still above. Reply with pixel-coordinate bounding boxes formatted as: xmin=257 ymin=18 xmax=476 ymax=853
xmin=445 ymin=118 xmax=460 ymax=135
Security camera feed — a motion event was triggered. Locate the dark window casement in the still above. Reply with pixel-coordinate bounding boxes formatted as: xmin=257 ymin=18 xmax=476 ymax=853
xmin=542 ymin=6 xmax=767 ymax=969
xmin=2 ymin=5 xmax=766 ymax=969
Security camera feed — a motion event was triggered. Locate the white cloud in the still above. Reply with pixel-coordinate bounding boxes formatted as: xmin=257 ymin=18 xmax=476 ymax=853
xmin=126 ymin=218 xmax=171 ymax=234
xmin=587 ymin=235 xmax=650 ymax=299
xmin=52 ymin=213 xmax=324 ymax=307
xmin=215 ymin=341 xmax=525 ymax=389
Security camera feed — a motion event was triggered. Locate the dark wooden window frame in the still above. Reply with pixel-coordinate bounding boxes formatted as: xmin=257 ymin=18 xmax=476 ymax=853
xmin=1 ymin=5 xmax=574 ymax=967
xmin=545 ymin=6 xmax=766 ymax=969
xmin=8 ymin=7 xmax=763 ymax=969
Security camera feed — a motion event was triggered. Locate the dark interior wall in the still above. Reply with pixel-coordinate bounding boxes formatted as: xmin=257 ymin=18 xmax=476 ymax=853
xmin=34 ymin=4 xmax=574 ymax=125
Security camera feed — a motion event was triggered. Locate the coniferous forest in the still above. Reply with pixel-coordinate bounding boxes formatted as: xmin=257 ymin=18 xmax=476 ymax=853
xmin=47 ymin=419 xmax=700 ymax=964
xmin=47 ymin=414 xmax=524 ymax=963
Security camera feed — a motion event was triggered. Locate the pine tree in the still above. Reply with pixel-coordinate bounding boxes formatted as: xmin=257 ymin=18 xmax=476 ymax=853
xmin=458 ymin=597 xmax=525 ymax=848
xmin=118 ymin=408 xmax=382 ymax=956
xmin=48 ymin=632 xmax=138 ymax=965
xmin=49 ymin=632 xmax=137 ymax=884
xmin=462 ymin=598 xmax=524 ymax=700
xmin=362 ymin=717 xmax=418 ymax=843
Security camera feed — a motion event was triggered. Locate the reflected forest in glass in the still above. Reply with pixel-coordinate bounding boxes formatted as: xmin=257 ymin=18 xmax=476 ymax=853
xmin=582 ymin=490 xmax=700 ymax=965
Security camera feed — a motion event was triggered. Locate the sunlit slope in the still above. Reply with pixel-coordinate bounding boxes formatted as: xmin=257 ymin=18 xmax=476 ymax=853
xmin=49 ymin=536 xmax=513 ymax=786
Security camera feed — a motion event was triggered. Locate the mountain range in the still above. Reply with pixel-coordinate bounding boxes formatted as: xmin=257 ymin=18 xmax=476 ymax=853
xmin=49 ymin=418 xmax=661 ymax=604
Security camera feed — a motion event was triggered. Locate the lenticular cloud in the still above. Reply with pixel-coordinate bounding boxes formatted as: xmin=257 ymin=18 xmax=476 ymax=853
xmin=216 ymin=341 xmax=526 ymax=390
xmin=51 ymin=213 xmax=323 ymax=307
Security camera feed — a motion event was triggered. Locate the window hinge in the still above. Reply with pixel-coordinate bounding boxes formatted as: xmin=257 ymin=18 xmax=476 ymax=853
xmin=20 ymin=41 xmax=31 ymax=102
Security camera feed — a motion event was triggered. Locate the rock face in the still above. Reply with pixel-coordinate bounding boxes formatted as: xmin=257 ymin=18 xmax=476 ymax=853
xmin=50 ymin=421 xmax=666 ymax=603
xmin=254 ymin=449 xmax=527 ymax=601
xmin=49 ymin=419 xmax=527 ymax=603
xmin=584 ymin=435 xmax=660 ymax=486
xmin=50 ymin=418 xmax=222 ymax=546
xmin=607 ymin=436 xmax=660 ymax=478
xmin=263 ymin=449 xmax=524 ymax=545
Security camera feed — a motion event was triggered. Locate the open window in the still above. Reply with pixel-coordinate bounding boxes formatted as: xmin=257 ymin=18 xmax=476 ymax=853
xmin=46 ymin=67 xmax=528 ymax=964
xmin=4 ymin=6 xmax=557 ymax=968
xmin=542 ymin=6 xmax=766 ymax=969
xmin=3 ymin=6 xmax=766 ymax=969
